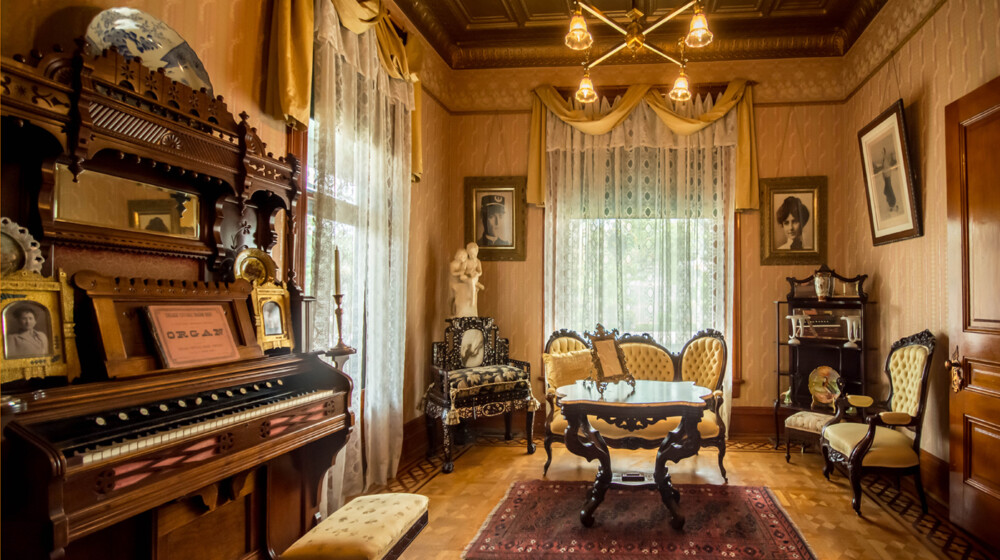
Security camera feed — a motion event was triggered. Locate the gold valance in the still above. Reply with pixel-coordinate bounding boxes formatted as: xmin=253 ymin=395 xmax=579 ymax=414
xmin=527 ymin=80 xmax=758 ymax=210
xmin=266 ymin=0 xmax=424 ymax=181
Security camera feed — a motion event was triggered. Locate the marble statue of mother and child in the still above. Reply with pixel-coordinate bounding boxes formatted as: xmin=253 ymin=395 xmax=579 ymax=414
xmin=449 ymin=242 xmax=484 ymax=318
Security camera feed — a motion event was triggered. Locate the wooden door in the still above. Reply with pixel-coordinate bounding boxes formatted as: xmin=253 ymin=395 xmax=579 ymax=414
xmin=945 ymin=75 xmax=1000 ymax=550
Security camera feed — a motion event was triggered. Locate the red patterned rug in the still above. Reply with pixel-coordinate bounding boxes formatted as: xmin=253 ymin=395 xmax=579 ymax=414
xmin=464 ymin=480 xmax=816 ymax=559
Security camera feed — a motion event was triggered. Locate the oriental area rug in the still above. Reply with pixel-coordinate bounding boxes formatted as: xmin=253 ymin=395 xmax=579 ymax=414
xmin=463 ymin=480 xmax=816 ymax=560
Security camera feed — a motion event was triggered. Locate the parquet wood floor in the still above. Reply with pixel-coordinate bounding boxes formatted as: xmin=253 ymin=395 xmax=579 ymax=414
xmin=377 ymin=436 xmax=996 ymax=560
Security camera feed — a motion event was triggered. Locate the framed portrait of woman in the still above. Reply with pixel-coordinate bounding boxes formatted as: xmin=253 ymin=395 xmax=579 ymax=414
xmin=759 ymin=176 xmax=827 ymax=266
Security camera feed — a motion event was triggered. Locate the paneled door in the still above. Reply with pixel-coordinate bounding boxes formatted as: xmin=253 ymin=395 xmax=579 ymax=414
xmin=945 ymin=75 xmax=1000 ymax=550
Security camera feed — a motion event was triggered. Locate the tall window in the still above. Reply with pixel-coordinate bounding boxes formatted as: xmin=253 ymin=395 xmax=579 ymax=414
xmin=308 ymin=0 xmax=413 ymax=513
xmin=544 ymin=98 xmax=734 ymax=348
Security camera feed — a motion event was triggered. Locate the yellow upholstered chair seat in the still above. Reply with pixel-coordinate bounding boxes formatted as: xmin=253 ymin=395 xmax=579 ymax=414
xmin=281 ymin=493 xmax=429 ymax=560
xmin=823 ymin=423 xmax=918 ymax=468
xmin=784 ymin=411 xmax=833 ymax=435
xmin=550 ymin=408 xmax=719 ymax=440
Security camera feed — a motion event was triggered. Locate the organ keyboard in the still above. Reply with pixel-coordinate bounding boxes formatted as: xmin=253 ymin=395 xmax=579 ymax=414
xmin=2 ymin=352 xmax=354 ymax=560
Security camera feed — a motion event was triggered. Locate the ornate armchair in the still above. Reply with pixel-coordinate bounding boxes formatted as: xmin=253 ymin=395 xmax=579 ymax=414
xmin=820 ymin=330 xmax=936 ymax=515
xmin=540 ymin=329 xmax=728 ymax=481
xmin=424 ymin=317 xmax=538 ymax=473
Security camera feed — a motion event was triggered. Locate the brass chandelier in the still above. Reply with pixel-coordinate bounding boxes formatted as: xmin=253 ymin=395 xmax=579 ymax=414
xmin=565 ymin=1 xmax=713 ymax=103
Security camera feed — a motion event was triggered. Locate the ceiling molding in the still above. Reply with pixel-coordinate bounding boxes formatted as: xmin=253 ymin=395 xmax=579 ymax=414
xmin=395 ymin=0 xmax=889 ymax=70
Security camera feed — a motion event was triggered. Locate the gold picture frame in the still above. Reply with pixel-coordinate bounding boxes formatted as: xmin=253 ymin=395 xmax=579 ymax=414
xmin=0 ymin=269 xmax=80 ymax=385
xmin=759 ymin=176 xmax=827 ymax=266
xmin=464 ymin=176 xmax=527 ymax=261
xmin=234 ymin=248 xmax=293 ymax=352
xmin=584 ymin=323 xmax=635 ymax=393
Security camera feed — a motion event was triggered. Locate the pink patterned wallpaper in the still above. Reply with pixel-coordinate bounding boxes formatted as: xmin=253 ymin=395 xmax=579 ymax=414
xmin=398 ymin=0 xmax=1000 ymax=462
xmin=1 ymin=0 xmax=286 ymax=151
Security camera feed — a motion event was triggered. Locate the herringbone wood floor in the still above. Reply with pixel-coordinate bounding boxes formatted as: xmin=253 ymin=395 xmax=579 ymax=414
xmin=374 ymin=437 xmax=995 ymax=560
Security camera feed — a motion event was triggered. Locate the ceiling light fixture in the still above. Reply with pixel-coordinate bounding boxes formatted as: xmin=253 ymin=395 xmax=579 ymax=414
xmin=566 ymin=1 xmax=713 ymax=103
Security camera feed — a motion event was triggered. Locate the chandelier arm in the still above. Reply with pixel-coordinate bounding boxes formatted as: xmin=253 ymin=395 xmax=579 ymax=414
xmin=579 ymin=3 xmax=628 ymax=35
xmin=643 ymin=43 xmax=683 ymax=67
xmin=585 ymin=43 xmax=628 ymax=69
xmin=643 ymin=0 xmax=698 ymax=35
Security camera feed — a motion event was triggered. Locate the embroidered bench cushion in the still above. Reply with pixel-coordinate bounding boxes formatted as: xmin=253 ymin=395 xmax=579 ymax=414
xmin=784 ymin=411 xmax=834 ymax=434
xmin=281 ymin=493 xmax=428 ymax=560
xmin=448 ymin=364 xmax=530 ymax=402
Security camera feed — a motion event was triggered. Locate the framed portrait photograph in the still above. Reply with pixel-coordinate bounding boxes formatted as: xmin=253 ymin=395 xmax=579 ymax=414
xmin=858 ymin=99 xmax=922 ymax=245
xmin=233 ymin=248 xmax=294 ymax=353
xmin=0 ymin=269 xmax=80 ymax=384
xmin=759 ymin=176 xmax=827 ymax=266
xmin=464 ymin=176 xmax=526 ymax=261
xmin=584 ymin=324 xmax=634 ymax=391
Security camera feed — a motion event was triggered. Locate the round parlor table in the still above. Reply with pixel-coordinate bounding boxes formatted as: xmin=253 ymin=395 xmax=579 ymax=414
xmin=555 ymin=379 xmax=711 ymax=529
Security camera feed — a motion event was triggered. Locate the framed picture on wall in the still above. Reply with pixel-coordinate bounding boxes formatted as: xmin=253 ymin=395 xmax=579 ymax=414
xmin=759 ymin=176 xmax=827 ymax=266
xmin=858 ymin=99 xmax=922 ymax=245
xmin=464 ymin=176 xmax=526 ymax=261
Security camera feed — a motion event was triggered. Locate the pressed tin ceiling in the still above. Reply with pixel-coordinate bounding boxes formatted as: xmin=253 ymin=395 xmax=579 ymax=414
xmin=393 ymin=0 xmax=888 ymax=69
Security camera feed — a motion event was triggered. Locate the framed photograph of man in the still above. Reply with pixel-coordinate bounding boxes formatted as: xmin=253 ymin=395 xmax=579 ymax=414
xmin=759 ymin=176 xmax=827 ymax=266
xmin=464 ymin=176 xmax=526 ymax=261
xmin=858 ymin=99 xmax=922 ymax=245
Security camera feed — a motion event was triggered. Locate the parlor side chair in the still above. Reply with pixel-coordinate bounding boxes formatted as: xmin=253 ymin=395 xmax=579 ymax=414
xmin=424 ymin=317 xmax=538 ymax=473
xmin=820 ymin=329 xmax=936 ymax=515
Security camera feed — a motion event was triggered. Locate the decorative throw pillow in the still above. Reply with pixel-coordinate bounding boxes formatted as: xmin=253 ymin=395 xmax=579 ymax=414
xmin=542 ymin=349 xmax=595 ymax=390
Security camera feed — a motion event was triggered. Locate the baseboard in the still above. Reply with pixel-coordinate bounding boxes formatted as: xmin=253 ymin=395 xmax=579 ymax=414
xmin=398 ymin=412 xmax=545 ymax=475
xmin=730 ymin=406 xmax=794 ymax=438
xmin=916 ymin=448 xmax=949 ymax=507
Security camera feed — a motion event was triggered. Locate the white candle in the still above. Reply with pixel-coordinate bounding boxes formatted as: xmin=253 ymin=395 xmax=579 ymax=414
xmin=334 ymin=245 xmax=341 ymax=295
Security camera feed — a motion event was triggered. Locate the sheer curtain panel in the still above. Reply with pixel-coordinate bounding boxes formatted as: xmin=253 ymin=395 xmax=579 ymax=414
xmin=543 ymin=94 xmax=735 ymax=423
xmin=311 ymin=0 xmax=412 ymax=513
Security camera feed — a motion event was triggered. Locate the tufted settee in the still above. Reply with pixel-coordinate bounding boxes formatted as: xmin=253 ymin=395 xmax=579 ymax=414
xmin=541 ymin=329 xmax=728 ymax=480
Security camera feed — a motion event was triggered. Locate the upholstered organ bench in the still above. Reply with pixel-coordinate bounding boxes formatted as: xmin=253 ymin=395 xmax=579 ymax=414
xmin=281 ymin=493 xmax=429 ymax=560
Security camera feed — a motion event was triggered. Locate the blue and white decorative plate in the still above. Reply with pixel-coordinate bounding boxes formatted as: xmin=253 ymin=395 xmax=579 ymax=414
xmin=85 ymin=7 xmax=214 ymax=96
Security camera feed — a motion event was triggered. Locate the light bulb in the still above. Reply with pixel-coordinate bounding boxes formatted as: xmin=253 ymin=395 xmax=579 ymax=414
xmin=565 ymin=10 xmax=593 ymax=50
xmin=576 ymin=71 xmax=598 ymax=104
xmin=685 ymin=6 xmax=713 ymax=48
xmin=669 ymin=68 xmax=691 ymax=102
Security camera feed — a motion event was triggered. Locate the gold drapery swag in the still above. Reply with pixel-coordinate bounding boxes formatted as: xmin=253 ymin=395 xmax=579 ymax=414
xmin=527 ymin=80 xmax=758 ymax=210
xmin=266 ymin=0 xmax=424 ymax=182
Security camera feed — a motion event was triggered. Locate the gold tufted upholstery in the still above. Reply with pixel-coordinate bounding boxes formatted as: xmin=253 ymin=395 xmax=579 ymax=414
xmin=681 ymin=336 xmax=724 ymax=389
xmin=889 ymin=345 xmax=929 ymax=417
xmin=621 ymin=343 xmax=675 ymax=381
xmin=542 ymin=350 xmax=595 ymax=392
xmin=281 ymin=493 xmax=428 ymax=560
xmin=548 ymin=337 xmax=587 ymax=354
xmin=823 ymin=423 xmax=919 ymax=468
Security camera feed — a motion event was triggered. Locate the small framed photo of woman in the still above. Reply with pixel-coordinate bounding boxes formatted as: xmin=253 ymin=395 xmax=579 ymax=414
xmin=759 ymin=176 xmax=827 ymax=266
xmin=858 ymin=99 xmax=922 ymax=245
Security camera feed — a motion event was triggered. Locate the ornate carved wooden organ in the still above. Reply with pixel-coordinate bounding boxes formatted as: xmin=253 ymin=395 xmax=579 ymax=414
xmin=0 ymin=44 xmax=352 ymax=559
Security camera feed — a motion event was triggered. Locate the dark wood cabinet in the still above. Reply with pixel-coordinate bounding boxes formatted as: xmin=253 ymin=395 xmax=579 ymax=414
xmin=772 ymin=269 xmax=873 ymax=441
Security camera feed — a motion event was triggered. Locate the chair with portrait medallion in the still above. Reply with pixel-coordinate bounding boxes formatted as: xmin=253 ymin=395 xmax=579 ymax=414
xmin=423 ymin=317 xmax=538 ymax=473
xmin=820 ymin=330 xmax=935 ymax=515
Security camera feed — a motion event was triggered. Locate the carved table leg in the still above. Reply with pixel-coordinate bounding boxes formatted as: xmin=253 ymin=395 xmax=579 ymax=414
xmin=654 ymin=410 xmax=703 ymax=530
xmin=563 ymin=411 xmax=612 ymax=527
xmin=525 ymin=409 xmax=536 ymax=454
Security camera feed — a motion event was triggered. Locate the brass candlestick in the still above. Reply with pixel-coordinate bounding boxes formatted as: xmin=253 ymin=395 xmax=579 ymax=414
xmin=333 ymin=293 xmax=349 ymax=351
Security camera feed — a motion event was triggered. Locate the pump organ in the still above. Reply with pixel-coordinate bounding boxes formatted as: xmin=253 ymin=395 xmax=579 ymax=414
xmin=0 ymin=43 xmax=352 ymax=560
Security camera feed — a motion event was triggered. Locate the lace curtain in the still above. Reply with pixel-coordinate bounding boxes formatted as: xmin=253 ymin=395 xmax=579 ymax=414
xmin=310 ymin=0 xmax=412 ymax=513
xmin=543 ymin=94 xmax=735 ymax=423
